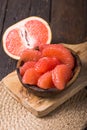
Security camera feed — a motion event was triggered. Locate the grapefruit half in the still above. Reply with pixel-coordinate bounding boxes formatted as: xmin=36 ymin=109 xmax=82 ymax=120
xmin=2 ymin=16 xmax=52 ymax=60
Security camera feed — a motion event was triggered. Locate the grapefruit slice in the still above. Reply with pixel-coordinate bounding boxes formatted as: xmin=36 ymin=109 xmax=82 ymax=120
xmin=42 ymin=44 xmax=75 ymax=69
xmin=22 ymin=67 xmax=41 ymax=85
xmin=20 ymin=61 xmax=36 ymax=76
xmin=52 ymin=64 xmax=72 ymax=90
xmin=37 ymin=71 xmax=54 ymax=89
xmin=20 ymin=48 xmax=42 ymax=62
xmin=3 ymin=16 xmax=52 ymax=60
xmin=35 ymin=57 xmax=61 ymax=74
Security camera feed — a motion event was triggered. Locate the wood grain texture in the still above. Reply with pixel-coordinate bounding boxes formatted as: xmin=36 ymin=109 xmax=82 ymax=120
xmin=0 ymin=0 xmax=7 ymax=37
xmin=2 ymin=42 xmax=87 ymax=117
xmin=30 ymin=0 xmax=51 ymax=22
xmin=51 ymin=0 xmax=87 ymax=43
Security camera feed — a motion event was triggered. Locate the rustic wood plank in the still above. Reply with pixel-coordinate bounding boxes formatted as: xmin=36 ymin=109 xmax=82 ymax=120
xmin=30 ymin=0 xmax=51 ymax=22
xmin=0 ymin=0 xmax=7 ymax=37
xmin=2 ymin=0 xmax=51 ymax=34
xmin=51 ymin=0 xmax=87 ymax=43
xmin=2 ymin=0 xmax=31 ymax=30
xmin=2 ymin=42 xmax=87 ymax=117
xmin=0 ymin=0 xmax=8 ymax=80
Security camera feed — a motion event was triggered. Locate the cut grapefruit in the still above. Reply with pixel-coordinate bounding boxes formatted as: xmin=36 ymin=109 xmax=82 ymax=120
xmin=3 ymin=16 xmax=52 ymax=60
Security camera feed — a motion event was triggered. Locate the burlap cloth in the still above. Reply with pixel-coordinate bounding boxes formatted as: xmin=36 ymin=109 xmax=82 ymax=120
xmin=0 ymin=81 xmax=87 ymax=130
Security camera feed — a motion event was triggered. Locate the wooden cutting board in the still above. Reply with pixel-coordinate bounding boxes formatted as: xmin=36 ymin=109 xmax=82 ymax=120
xmin=1 ymin=42 xmax=87 ymax=117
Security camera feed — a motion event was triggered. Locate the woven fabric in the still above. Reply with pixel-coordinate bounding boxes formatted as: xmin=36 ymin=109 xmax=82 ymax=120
xmin=0 ymin=82 xmax=87 ymax=130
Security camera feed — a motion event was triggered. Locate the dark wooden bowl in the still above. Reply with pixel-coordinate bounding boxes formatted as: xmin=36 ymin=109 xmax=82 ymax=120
xmin=16 ymin=49 xmax=81 ymax=98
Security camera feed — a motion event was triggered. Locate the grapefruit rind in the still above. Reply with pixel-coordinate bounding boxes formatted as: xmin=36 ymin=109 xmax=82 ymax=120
xmin=2 ymin=16 xmax=52 ymax=60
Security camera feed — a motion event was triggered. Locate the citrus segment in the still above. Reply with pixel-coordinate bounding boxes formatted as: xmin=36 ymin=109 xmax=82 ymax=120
xmin=37 ymin=71 xmax=54 ymax=89
xmin=39 ymin=43 xmax=63 ymax=51
xmin=42 ymin=44 xmax=74 ymax=69
xmin=22 ymin=68 xmax=41 ymax=85
xmin=20 ymin=61 xmax=36 ymax=76
xmin=20 ymin=49 xmax=42 ymax=62
xmin=35 ymin=57 xmax=60 ymax=74
xmin=52 ymin=65 xmax=72 ymax=90
xmin=3 ymin=16 xmax=52 ymax=60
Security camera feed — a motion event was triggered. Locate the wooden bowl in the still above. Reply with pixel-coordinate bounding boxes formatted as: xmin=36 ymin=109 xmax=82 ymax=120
xmin=16 ymin=49 xmax=81 ymax=98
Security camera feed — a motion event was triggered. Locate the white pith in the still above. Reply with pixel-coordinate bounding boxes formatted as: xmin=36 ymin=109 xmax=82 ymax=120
xmin=20 ymin=27 xmax=37 ymax=49
xmin=2 ymin=16 xmax=52 ymax=60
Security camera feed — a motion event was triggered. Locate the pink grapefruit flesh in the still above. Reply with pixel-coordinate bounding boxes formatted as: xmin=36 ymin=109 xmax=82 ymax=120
xmin=35 ymin=57 xmax=61 ymax=74
xmin=52 ymin=64 xmax=72 ymax=90
xmin=42 ymin=44 xmax=74 ymax=69
xmin=37 ymin=71 xmax=54 ymax=89
xmin=20 ymin=61 xmax=36 ymax=76
xmin=19 ymin=44 xmax=75 ymax=90
xmin=22 ymin=67 xmax=41 ymax=85
xmin=3 ymin=16 xmax=52 ymax=60
xmin=20 ymin=48 xmax=42 ymax=62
